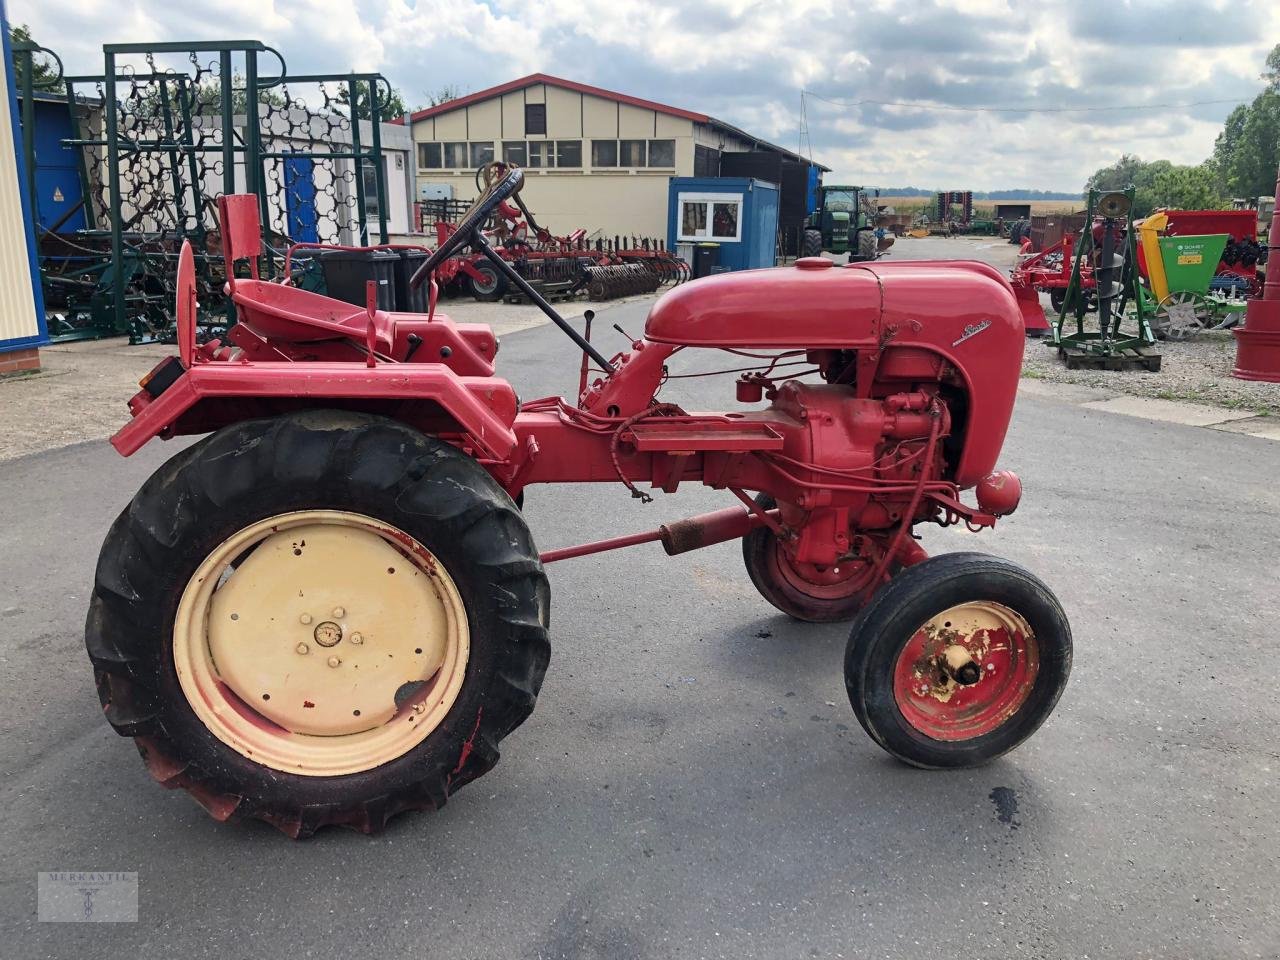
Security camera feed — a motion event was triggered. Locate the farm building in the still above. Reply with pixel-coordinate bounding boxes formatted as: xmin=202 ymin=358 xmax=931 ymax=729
xmin=405 ymin=73 xmax=825 ymax=241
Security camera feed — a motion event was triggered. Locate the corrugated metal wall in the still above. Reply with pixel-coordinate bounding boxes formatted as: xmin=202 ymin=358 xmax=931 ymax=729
xmin=0 ymin=18 xmax=44 ymax=349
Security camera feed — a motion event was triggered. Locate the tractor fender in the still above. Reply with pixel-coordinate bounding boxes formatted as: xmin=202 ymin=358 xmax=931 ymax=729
xmin=111 ymin=361 xmax=519 ymax=461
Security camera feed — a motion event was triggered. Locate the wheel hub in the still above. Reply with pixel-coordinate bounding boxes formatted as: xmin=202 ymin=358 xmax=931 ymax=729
xmin=174 ymin=511 xmax=470 ymax=775
xmin=892 ymin=601 xmax=1039 ymax=741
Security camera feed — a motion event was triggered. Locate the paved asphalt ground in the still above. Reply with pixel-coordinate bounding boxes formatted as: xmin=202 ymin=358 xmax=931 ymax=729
xmin=3 ymin=279 xmax=1280 ymax=958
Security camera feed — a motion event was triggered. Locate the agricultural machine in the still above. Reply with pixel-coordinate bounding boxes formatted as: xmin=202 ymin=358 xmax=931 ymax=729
xmin=87 ymin=168 xmax=1072 ymax=837
xmin=1012 ymin=201 xmax=1268 ymax=342
xmin=802 ymin=185 xmax=884 ymax=261
xmin=429 ymin=163 xmax=689 ymax=303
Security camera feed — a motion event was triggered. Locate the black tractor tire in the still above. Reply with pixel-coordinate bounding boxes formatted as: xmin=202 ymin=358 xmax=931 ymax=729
xmin=1049 ymin=288 xmax=1067 ymax=313
xmin=845 ymin=552 xmax=1071 ymax=769
xmin=742 ymin=494 xmax=890 ymax=623
xmin=468 ymin=263 xmax=508 ymax=301
xmin=855 ymin=228 xmax=878 ymax=262
xmin=85 ymin=411 xmax=550 ymax=837
xmin=801 ymin=229 xmax=823 ymax=258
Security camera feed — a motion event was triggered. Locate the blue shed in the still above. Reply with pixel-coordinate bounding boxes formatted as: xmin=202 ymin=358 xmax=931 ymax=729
xmin=667 ymin=177 xmax=778 ymax=273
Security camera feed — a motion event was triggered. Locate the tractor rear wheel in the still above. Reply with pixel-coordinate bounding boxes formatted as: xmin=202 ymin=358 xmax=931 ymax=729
xmin=85 ymin=411 xmax=550 ymax=837
xmin=468 ymin=263 xmax=508 ymax=301
xmin=801 ymin=229 xmax=823 ymax=258
xmin=844 ymin=552 xmax=1070 ymax=768
xmin=742 ymin=494 xmax=893 ymax=622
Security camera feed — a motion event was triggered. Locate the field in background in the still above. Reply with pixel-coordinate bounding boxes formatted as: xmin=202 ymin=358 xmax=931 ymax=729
xmin=878 ymin=195 xmax=1084 ymax=218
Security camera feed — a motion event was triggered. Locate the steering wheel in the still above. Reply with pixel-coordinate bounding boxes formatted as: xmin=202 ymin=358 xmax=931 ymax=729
xmin=410 ymin=166 xmax=525 ymax=290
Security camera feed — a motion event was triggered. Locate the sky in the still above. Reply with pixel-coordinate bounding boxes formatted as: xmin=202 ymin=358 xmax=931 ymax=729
xmin=10 ymin=0 xmax=1280 ymax=192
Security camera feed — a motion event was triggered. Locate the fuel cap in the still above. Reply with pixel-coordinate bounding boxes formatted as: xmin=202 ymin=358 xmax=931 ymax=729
xmin=795 ymin=257 xmax=834 ymax=270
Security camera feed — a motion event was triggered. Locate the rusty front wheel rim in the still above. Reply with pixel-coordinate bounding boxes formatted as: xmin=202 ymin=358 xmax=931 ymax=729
xmin=892 ymin=601 xmax=1038 ymax=742
xmin=173 ymin=510 xmax=470 ymax=777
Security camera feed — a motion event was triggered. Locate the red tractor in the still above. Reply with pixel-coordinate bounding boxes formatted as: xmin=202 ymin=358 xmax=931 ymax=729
xmin=88 ymin=168 xmax=1072 ymax=837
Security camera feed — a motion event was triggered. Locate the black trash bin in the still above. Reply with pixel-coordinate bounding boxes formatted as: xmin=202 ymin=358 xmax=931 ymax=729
xmin=392 ymin=249 xmax=430 ymax=313
xmin=692 ymin=242 xmax=721 ymax=279
xmin=320 ymin=249 xmax=398 ymax=310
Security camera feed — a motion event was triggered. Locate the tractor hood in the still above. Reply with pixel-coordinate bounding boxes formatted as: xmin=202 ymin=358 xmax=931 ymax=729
xmin=644 ymin=258 xmax=1023 ymax=355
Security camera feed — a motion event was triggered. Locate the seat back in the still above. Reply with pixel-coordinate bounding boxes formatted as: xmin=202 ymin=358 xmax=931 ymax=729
xmin=176 ymin=240 xmax=197 ymax=366
xmin=217 ymin=194 xmax=262 ymax=288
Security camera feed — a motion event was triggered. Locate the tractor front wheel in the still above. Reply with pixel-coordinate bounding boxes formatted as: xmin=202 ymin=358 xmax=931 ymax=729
xmin=86 ymin=411 xmax=550 ymax=837
xmin=801 ymin=229 xmax=823 ymax=258
xmin=844 ymin=552 xmax=1070 ymax=768
xmin=742 ymin=494 xmax=893 ymax=622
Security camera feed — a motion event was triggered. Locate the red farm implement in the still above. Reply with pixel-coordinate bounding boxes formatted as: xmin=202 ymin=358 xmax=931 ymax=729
xmin=88 ymin=168 xmax=1072 ymax=837
xmin=426 ymin=162 xmax=689 ymax=303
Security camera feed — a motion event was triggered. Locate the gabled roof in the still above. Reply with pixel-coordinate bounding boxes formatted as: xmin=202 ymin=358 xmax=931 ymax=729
xmin=399 ymin=72 xmax=827 ymax=170
xmin=402 ymin=73 xmax=709 ymax=125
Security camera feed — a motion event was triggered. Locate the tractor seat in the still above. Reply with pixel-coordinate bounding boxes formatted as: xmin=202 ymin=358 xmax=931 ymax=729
xmin=230 ymin=280 xmax=395 ymax=352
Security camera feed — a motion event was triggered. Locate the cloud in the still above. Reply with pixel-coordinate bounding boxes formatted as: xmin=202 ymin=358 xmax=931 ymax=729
xmin=10 ymin=0 xmax=1279 ymax=191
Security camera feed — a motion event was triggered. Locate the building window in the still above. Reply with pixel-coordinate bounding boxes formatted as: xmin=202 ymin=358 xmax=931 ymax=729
xmin=556 ymin=140 xmax=582 ymax=168
xmin=620 ymin=140 xmax=646 ymax=167
xmin=694 ymin=144 xmax=720 ymax=177
xmin=502 ymin=141 xmax=527 ymax=166
xmin=418 ymin=142 xmax=442 ymax=169
xmin=591 ymin=140 xmax=618 ymax=168
xmin=470 ymin=142 xmax=495 ymax=167
xmin=361 ymin=160 xmax=380 ymax=218
xmin=648 ymin=139 xmax=675 ymax=167
xmin=677 ymin=193 xmax=743 ymax=243
xmin=443 ymin=142 xmax=468 ymax=168
xmin=525 ymin=103 xmax=546 ymax=135
xmin=528 ymin=141 xmax=552 ymax=168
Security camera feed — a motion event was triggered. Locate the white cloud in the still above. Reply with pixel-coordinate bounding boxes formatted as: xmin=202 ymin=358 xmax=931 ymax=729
xmin=10 ymin=0 xmax=1279 ymax=190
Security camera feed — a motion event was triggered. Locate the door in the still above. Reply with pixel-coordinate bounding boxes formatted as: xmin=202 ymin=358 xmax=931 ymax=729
xmin=32 ymin=100 xmax=86 ymax=232
xmin=283 ymin=155 xmax=318 ymax=243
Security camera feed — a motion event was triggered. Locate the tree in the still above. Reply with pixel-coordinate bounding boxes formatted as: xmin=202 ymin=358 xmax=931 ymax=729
xmin=1083 ymin=155 xmax=1224 ymax=216
xmin=1212 ymin=43 xmax=1280 ymax=199
xmin=426 ymin=85 xmax=464 ymax=107
xmin=337 ymin=83 xmax=409 ymax=121
xmin=9 ymin=24 xmax=63 ymax=92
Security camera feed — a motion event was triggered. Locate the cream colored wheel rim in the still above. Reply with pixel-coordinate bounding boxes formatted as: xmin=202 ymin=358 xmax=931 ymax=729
xmin=173 ymin=510 xmax=470 ymax=777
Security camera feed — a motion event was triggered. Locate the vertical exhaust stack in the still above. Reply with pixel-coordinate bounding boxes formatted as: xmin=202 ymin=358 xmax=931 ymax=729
xmin=1233 ymin=165 xmax=1280 ymax=382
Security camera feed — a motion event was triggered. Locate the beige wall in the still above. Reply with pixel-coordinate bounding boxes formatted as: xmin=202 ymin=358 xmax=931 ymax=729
xmin=412 ymin=84 xmax=703 ymax=239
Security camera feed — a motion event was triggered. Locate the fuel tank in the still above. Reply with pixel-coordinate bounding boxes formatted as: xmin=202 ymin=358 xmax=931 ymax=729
xmin=643 ymin=258 xmax=1025 ymax=486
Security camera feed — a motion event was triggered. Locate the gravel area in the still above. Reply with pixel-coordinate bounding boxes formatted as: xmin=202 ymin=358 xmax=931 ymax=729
xmin=1022 ymin=326 xmax=1278 ymax=415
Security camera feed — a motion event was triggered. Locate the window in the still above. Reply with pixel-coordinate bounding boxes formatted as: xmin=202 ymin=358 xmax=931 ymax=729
xmin=677 ymin=193 xmax=743 ymax=242
xmin=418 ymin=142 xmax=442 ymax=169
xmin=525 ymin=103 xmax=546 ymax=135
xmin=694 ymin=144 xmax=720 ymax=178
xmin=361 ymin=160 xmax=380 ymax=218
xmin=712 ymin=202 xmax=738 ymax=239
xmin=556 ymin=140 xmax=582 ymax=168
xmin=648 ymin=139 xmax=675 ymax=167
xmin=470 ymin=142 xmax=495 ymax=167
xmin=528 ymin=141 xmax=552 ymax=169
xmin=443 ymin=142 xmax=467 ymax=168
xmin=591 ymin=140 xmax=618 ymax=168
xmin=502 ymin=141 xmax=527 ymax=166
xmin=620 ymin=140 xmax=646 ymax=167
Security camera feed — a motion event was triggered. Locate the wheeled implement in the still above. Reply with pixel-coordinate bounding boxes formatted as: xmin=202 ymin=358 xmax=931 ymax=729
xmin=88 ymin=168 xmax=1072 ymax=837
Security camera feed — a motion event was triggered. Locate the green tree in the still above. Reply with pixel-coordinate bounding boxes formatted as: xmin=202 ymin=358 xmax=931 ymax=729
xmin=1212 ymin=43 xmax=1280 ymax=199
xmin=1149 ymin=163 xmax=1224 ymax=211
xmin=337 ymin=83 xmax=409 ymax=121
xmin=9 ymin=24 xmax=63 ymax=92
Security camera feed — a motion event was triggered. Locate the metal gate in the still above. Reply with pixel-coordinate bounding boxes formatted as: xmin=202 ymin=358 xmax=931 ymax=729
xmin=13 ymin=38 xmax=391 ymax=342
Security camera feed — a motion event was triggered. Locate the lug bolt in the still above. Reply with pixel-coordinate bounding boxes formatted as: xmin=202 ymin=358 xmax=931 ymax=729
xmin=332 ymin=606 xmax=345 ymax=618
xmin=295 ymin=642 xmax=310 ymax=655
xmin=299 ymin=613 xmax=312 ymax=625
xmin=327 ymin=656 xmax=341 ymax=668
xmin=350 ymin=632 xmax=363 ymax=645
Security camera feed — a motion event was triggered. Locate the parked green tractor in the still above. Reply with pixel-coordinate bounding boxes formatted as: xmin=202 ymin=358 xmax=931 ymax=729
xmin=802 ymin=185 xmax=879 ymax=261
